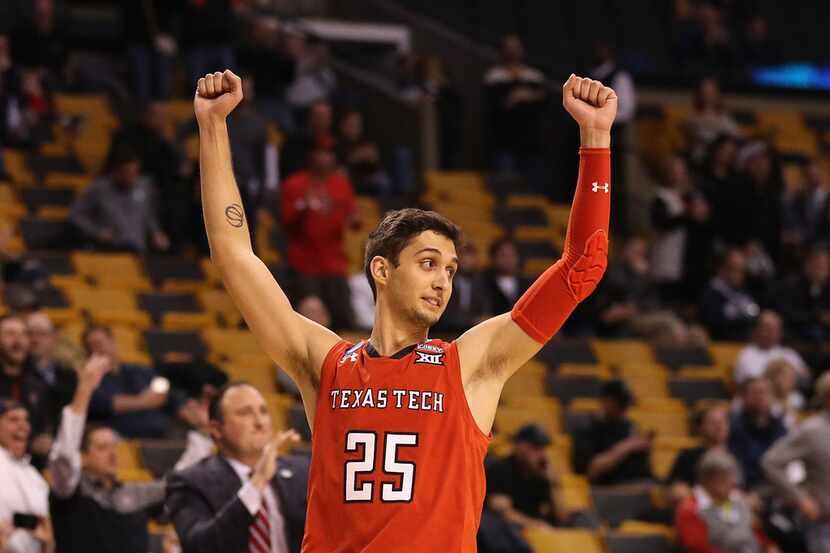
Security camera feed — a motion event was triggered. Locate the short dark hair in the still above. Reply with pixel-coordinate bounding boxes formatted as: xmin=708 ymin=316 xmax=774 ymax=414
xmin=209 ymin=381 xmax=254 ymax=423
xmin=488 ymin=237 xmax=517 ymax=260
xmin=363 ymin=208 xmax=462 ymax=300
xmin=81 ymin=423 xmax=113 ymax=452
xmin=82 ymin=324 xmax=112 ymax=354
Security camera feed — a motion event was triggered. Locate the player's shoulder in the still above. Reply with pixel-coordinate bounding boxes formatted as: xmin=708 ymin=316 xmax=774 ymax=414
xmin=327 ymin=339 xmax=365 ymax=365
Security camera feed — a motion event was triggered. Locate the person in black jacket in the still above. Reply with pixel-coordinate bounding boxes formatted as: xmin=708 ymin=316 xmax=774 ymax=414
xmin=166 ymin=382 xmax=308 ymax=553
xmin=698 ymin=248 xmax=760 ymax=341
xmin=481 ymin=238 xmax=531 ymax=316
xmin=769 ymin=246 xmax=830 ymax=343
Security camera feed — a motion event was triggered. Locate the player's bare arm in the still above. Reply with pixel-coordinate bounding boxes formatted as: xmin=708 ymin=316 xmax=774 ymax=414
xmin=457 ymin=74 xmax=617 ymax=432
xmin=195 ymin=70 xmax=340 ymax=423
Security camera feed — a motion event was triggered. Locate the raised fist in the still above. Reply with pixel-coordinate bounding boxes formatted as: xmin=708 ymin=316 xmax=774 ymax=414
xmin=562 ymin=74 xmax=617 ymax=133
xmin=194 ymin=70 xmax=243 ymax=125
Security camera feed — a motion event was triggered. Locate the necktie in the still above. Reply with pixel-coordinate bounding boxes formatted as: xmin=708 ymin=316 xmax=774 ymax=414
xmin=249 ymin=496 xmax=272 ymax=553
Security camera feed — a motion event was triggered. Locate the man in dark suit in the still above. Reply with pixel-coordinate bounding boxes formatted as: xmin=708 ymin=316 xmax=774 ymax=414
xmin=166 ymin=382 xmax=308 ymax=553
xmin=481 ymin=238 xmax=531 ymax=316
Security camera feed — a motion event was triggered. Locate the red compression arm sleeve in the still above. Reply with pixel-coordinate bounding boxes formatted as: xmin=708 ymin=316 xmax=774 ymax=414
xmin=511 ymin=148 xmax=610 ymax=343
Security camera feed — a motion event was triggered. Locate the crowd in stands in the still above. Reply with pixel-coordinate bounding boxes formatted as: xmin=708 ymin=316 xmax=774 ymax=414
xmin=1 ymin=1 xmax=830 ymax=553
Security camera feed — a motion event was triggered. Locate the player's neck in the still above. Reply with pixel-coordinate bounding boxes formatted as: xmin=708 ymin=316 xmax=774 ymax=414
xmin=369 ymin=302 xmax=428 ymax=356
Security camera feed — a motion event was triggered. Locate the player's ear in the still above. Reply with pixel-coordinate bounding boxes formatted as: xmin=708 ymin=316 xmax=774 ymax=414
xmin=371 ymin=256 xmax=389 ymax=288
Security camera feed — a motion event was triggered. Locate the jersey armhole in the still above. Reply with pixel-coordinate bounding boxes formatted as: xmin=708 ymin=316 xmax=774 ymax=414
xmin=447 ymin=341 xmax=492 ymax=446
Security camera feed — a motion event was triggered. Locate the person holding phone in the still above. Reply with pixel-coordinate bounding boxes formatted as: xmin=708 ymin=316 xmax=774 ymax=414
xmin=0 ymin=398 xmax=54 ymax=553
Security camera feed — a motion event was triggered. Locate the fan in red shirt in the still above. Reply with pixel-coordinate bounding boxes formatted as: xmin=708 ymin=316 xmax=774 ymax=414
xmin=195 ymin=69 xmax=615 ymax=552
xmin=280 ymin=146 xmax=356 ymax=329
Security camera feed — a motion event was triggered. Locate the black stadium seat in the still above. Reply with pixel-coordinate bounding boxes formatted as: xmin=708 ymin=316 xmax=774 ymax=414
xmin=546 ymin=374 xmax=603 ymax=404
xmin=591 ymin=487 xmax=654 ymax=527
xmin=29 ymin=252 xmax=74 ymax=275
xmin=19 ymin=186 xmax=76 ymax=210
xmin=654 ymin=345 xmax=714 ymax=370
xmin=606 ymin=533 xmax=673 ymax=553
xmin=538 ymin=338 xmax=597 ymax=367
xmin=669 ymin=378 xmax=730 ymax=405
xmin=144 ymin=330 xmax=207 ymax=359
xmin=20 ymin=218 xmax=71 ymax=249
xmin=140 ymin=441 xmax=185 ymax=478
xmin=138 ymin=292 xmax=201 ymax=320
xmin=144 ymin=255 xmax=204 ymax=282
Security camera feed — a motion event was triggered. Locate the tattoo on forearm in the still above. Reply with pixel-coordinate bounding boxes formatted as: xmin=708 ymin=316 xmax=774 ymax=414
xmin=225 ymin=204 xmax=244 ymax=228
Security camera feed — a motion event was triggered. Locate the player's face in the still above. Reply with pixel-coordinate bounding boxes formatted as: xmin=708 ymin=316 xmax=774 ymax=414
xmin=388 ymin=231 xmax=458 ymax=328
xmin=215 ymin=385 xmax=273 ymax=458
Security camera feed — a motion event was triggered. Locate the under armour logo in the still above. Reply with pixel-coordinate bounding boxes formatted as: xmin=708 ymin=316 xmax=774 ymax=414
xmin=414 ymin=352 xmax=444 ymax=365
xmin=592 ymin=182 xmax=609 ymax=193
xmin=340 ymin=352 xmax=359 ymax=364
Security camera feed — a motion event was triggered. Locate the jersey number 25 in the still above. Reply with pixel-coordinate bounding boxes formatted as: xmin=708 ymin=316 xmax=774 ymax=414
xmin=344 ymin=431 xmax=418 ymax=503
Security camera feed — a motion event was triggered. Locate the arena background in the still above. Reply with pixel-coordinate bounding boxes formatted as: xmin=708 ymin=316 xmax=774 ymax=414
xmin=2 ymin=0 xmax=830 ymax=552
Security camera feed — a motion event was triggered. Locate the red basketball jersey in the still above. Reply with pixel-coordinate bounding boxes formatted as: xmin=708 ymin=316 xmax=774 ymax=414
xmin=301 ymin=339 xmax=490 ymax=553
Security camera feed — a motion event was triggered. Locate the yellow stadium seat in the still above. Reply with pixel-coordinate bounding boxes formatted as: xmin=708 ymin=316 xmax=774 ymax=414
xmin=161 ymin=279 xmax=207 ymax=293
xmin=558 ymin=363 xmax=611 ymax=379
xmin=90 ymin=308 xmax=152 ymax=330
xmin=264 ymin=393 xmax=295 ymax=430
xmin=593 ymin=340 xmax=655 ymax=366
xmin=523 ymin=528 xmax=603 ymax=553
xmin=617 ymin=520 xmax=675 ymax=539
xmin=66 ymin=286 xmax=136 ymax=311
xmin=629 ymin=408 xmax=689 ymax=437
xmin=569 ymin=398 xmax=601 ymax=413
xmin=95 ymin=274 xmax=153 ymax=291
xmin=226 ymin=364 xmax=277 ymax=394
xmin=637 ymin=397 xmax=687 ymax=413
xmin=198 ymin=289 xmax=242 ymax=327
xmin=624 ymin=374 xmax=669 ymax=399
xmin=49 ymin=274 xmax=90 ymax=289
xmin=73 ymin=253 xmax=144 ymax=280
xmin=651 ymin=446 xmax=680 ymax=480
xmin=120 ymin=350 xmax=153 ymax=366
xmin=116 ymin=441 xmax=142 ymax=470
xmin=559 ymin=473 xmax=592 ymax=510
xmin=35 ymin=206 xmax=70 ymax=219
xmin=709 ymin=342 xmax=744 ymax=371
xmin=203 ymin=328 xmax=262 ymax=357
xmin=3 ymin=149 xmax=35 ymax=185
xmin=118 ymin=468 xmax=154 ymax=482
xmin=43 ymin=172 xmax=90 ymax=189
xmin=494 ymin=405 xmax=561 ymax=438
xmin=39 ymin=307 xmax=81 ymax=327
xmin=162 ymin=312 xmax=217 ymax=330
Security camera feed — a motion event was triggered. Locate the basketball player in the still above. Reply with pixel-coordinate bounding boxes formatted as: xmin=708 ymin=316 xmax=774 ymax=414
xmin=194 ymin=70 xmax=615 ymax=552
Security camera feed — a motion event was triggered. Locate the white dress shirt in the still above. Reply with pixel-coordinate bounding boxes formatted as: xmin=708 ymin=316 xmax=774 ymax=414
xmin=226 ymin=457 xmax=289 ymax=553
xmin=734 ymin=344 xmax=809 ymax=384
xmin=0 ymin=446 xmax=50 ymax=553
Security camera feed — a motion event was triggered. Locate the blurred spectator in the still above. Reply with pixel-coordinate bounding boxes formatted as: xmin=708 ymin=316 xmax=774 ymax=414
xmin=1 ymin=68 xmax=55 ymax=149
xmin=728 ymin=376 xmax=787 ymax=489
xmin=699 ymin=249 xmax=760 ymax=341
xmin=481 ymin=239 xmax=530 ymax=316
xmin=697 ymin=134 xmax=739 ymax=234
xmin=675 ymin=450 xmax=777 ymax=553
xmin=120 ymin=0 xmax=175 ymax=100
xmin=284 ymin=32 xmax=336 ymax=112
xmin=107 ymin=102 xmax=189 ymax=248
xmin=764 ymin=372 xmax=830 ymax=553
xmin=237 ymin=16 xmax=297 ymax=133
xmin=166 ymin=383 xmax=307 ymax=553
xmin=50 ymin=354 xmax=211 ymax=553
xmin=349 ymin=272 xmax=376 ymax=332
xmin=780 ymin=160 xmax=830 ymax=259
xmin=228 ymin=74 xmax=277 ymax=242
xmin=280 ymin=146 xmax=356 ymax=330
xmin=0 ymin=227 xmax=46 ymax=288
xmin=673 ymin=4 xmax=737 ymax=78
xmin=280 ymin=100 xmax=335 ymax=177
xmin=82 ymin=325 xmax=191 ymax=439
xmin=296 ymin=295 xmax=331 ymax=329
xmin=484 ymin=34 xmax=548 ymax=186
xmin=741 ymin=15 xmax=776 ymax=66
xmin=687 ymin=78 xmax=740 ymax=163
xmin=590 ymin=41 xmax=636 ymax=235
xmin=765 ymin=359 xmax=804 ymax=429
xmin=399 ymin=54 xmax=462 ymax=169
xmin=668 ymin=402 xmax=730 ymax=500
xmin=24 ymin=313 xmax=76 ymax=454
xmin=336 ymin=109 xmax=391 ymax=196
xmin=0 ymin=315 xmax=52 ymax=455
xmin=734 ymin=311 xmax=809 ymax=385
xmin=769 ymin=246 xmax=830 ymax=343
xmin=0 ymin=399 xmax=53 ymax=553
xmin=434 ymin=241 xmax=489 ymax=334
xmin=8 ymin=0 xmax=67 ymax=79
xmin=586 ymin=236 xmax=662 ymax=337
xmin=724 ymin=142 xmax=783 ymax=261
xmin=69 ymin=147 xmax=170 ymax=253
xmin=575 ymin=380 xmax=653 ymax=485
xmin=486 ymin=424 xmax=566 ymax=530
xmin=651 ymin=155 xmax=694 ymax=299
xmin=180 ymin=0 xmax=238 ymax=87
